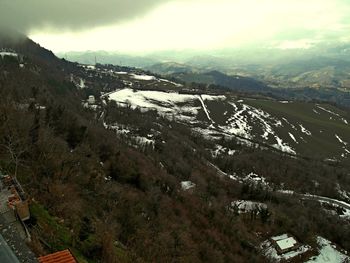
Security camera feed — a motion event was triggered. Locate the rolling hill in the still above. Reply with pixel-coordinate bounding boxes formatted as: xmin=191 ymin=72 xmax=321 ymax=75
xmin=1 ymin=35 xmax=350 ymax=262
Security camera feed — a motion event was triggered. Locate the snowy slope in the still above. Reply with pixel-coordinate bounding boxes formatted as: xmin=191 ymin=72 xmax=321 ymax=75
xmin=108 ymin=88 xmax=350 ymax=159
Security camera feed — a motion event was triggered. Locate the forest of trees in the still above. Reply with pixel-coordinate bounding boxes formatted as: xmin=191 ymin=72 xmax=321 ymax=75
xmin=0 ymin=39 xmax=349 ymax=262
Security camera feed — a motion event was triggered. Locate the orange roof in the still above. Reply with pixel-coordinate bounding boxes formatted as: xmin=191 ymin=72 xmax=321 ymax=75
xmin=38 ymin=249 xmax=76 ymax=263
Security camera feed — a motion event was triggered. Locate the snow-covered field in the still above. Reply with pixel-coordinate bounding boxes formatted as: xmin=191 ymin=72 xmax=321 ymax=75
xmin=107 ymin=89 xmax=298 ymax=153
xmin=306 ymin=236 xmax=349 ymax=263
xmin=108 ymin=88 xmax=223 ymax=123
xmin=106 ymin=87 xmax=350 ymax=158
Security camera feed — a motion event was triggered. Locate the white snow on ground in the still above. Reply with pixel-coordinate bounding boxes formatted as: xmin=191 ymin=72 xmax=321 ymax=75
xmin=115 ymin=71 xmax=128 ymax=75
xmin=181 ymin=181 xmax=196 ymax=191
xmin=317 ymin=106 xmax=341 ymax=117
xmin=303 ymin=194 xmax=350 ymax=220
xmin=228 ymin=149 xmax=236 ymax=155
xmin=319 ymin=201 xmax=350 ymax=220
xmin=108 ymin=89 xmax=301 ymax=155
xmin=108 ymin=88 xmax=199 ymax=121
xmin=103 ymin=122 xmax=155 ymax=148
xmin=198 ymin=95 xmax=214 ymax=123
xmin=335 ymin=135 xmax=347 ymax=146
xmin=130 ymin=73 xmax=156 ymax=81
xmin=201 ymin=94 xmax=226 ymax=101
xmin=103 ymin=122 xmax=131 ymax=135
xmin=342 ymin=118 xmax=348 ymax=125
xmin=135 ymin=136 xmax=155 ymax=147
xmin=222 ymin=103 xmax=252 ymax=139
xmin=261 ymin=235 xmax=310 ymax=262
xmin=78 ymin=78 xmax=86 ymax=89
xmin=211 ymin=145 xmax=236 ymax=157
xmin=277 ymin=189 xmax=295 ymax=195
xmin=108 ymin=89 xmax=226 ymax=124
xmin=273 ymin=136 xmax=296 ymax=154
xmin=0 ymin=51 xmax=18 ymax=58
xmin=211 ymin=145 xmax=225 ymax=157
xmin=313 ymin=109 xmax=320 ymax=115
xmin=209 ymin=165 xmax=270 ymax=188
xmin=335 ymin=135 xmax=349 ymax=158
xmin=299 ymin=124 xmax=312 ymax=136
xmin=231 ymin=200 xmax=267 ymax=214
xmin=242 ymin=172 xmax=271 ymax=189
xmin=220 ymin=101 xmax=295 ymax=154
xmin=306 ymin=236 xmax=349 ymax=263
xmin=337 ymin=185 xmax=350 ymax=201
xmin=282 ymin=117 xmax=297 ymax=130
xmin=86 ymin=65 xmax=96 ymax=70
xmin=159 ymin=78 xmax=183 ymax=87
xmin=289 ymin=132 xmax=298 ymax=143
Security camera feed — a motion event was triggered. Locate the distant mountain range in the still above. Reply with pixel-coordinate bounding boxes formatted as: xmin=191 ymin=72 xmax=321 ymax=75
xmin=58 ymin=50 xmax=158 ymax=68
xmin=61 ymin=44 xmax=350 ymax=108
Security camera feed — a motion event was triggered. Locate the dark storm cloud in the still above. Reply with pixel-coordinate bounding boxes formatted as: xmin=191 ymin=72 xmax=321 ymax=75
xmin=0 ymin=0 xmax=175 ymax=33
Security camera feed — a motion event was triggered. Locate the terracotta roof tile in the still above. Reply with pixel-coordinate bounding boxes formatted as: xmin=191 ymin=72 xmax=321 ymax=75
xmin=38 ymin=249 xmax=76 ymax=263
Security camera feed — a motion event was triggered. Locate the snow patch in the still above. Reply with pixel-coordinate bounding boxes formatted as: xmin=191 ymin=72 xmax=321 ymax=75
xmin=231 ymin=200 xmax=267 ymax=214
xmin=198 ymin=95 xmax=214 ymax=123
xmin=130 ymin=73 xmax=156 ymax=81
xmin=181 ymin=181 xmax=196 ymax=191
xmin=273 ymin=136 xmax=296 ymax=154
xmin=317 ymin=106 xmax=340 ymax=117
xmin=159 ymin=78 xmax=183 ymax=87
xmin=306 ymin=236 xmax=349 ymax=263
xmin=0 ymin=51 xmax=18 ymax=58
xmin=335 ymin=134 xmax=347 ymax=146
xmin=289 ymin=132 xmax=298 ymax=143
xmin=299 ymin=124 xmax=312 ymax=136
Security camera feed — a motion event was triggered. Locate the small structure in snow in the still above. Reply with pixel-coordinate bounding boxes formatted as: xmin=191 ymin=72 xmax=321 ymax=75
xmin=181 ymin=181 xmax=196 ymax=191
xmin=271 ymin=234 xmax=300 ymax=255
xmin=261 ymin=234 xmax=310 ymax=262
xmin=88 ymin=95 xmax=96 ymax=104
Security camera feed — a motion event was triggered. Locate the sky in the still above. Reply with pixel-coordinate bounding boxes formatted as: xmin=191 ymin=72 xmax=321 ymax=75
xmin=1 ymin=0 xmax=350 ymax=53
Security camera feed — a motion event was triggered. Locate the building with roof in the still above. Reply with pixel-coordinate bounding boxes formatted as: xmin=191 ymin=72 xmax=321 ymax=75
xmin=38 ymin=249 xmax=76 ymax=263
xmin=271 ymin=234 xmax=300 ymax=254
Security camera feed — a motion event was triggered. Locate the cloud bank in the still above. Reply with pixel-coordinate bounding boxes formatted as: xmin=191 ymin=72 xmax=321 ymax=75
xmin=0 ymin=0 xmax=174 ymax=33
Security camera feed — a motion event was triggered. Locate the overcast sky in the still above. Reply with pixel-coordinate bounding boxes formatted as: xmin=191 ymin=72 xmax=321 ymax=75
xmin=2 ymin=0 xmax=350 ymax=53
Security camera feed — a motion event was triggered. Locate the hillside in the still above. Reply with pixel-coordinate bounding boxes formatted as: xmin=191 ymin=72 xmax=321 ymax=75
xmin=0 ymin=36 xmax=350 ymax=262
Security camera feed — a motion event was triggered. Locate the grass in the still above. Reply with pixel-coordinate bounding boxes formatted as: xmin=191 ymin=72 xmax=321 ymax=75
xmin=244 ymin=99 xmax=350 ymax=159
xmin=30 ymin=202 xmax=132 ymax=263
xmin=30 ymin=202 xmax=90 ymax=263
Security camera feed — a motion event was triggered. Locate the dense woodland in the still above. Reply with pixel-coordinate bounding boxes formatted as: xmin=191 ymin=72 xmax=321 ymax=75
xmin=0 ymin=36 xmax=349 ymax=262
